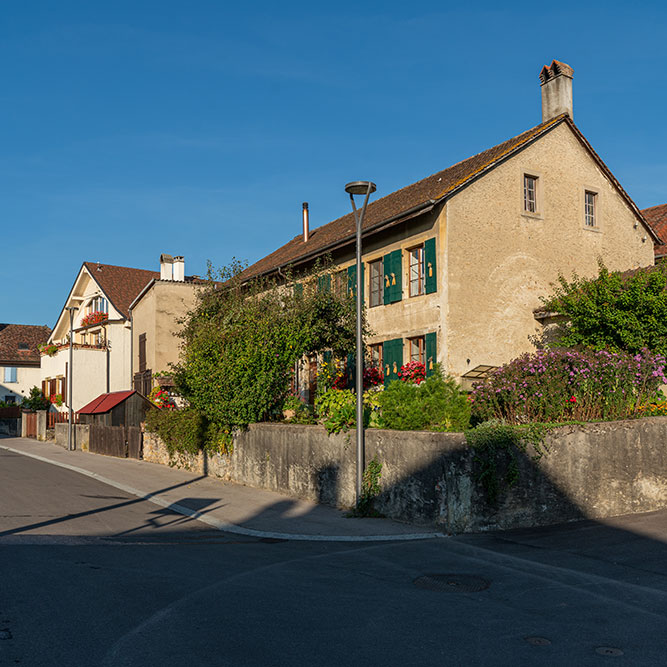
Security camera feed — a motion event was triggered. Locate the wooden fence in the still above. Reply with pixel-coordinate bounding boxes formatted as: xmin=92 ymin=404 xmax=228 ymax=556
xmin=0 ymin=407 xmax=21 ymax=419
xmin=89 ymin=426 xmax=142 ymax=459
xmin=47 ymin=411 xmax=78 ymax=429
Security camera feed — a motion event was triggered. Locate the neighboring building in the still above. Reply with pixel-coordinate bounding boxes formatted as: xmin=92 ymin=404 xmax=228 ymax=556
xmin=0 ymin=324 xmax=51 ymax=404
xmin=129 ymin=254 xmax=202 ymax=395
xmin=240 ymin=60 xmax=658 ymax=389
xmin=43 ymin=262 xmax=158 ymax=411
xmin=78 ymin=390 xmax=153 ymax=427
xmin=641 ymin=203 xmax=667 ymax=262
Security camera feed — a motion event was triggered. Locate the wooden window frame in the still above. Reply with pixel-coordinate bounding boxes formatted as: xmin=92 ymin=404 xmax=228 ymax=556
xmin=523 ymin=174 xmax=538 ymax=213
xmin=369 ymin=259 xmax=384 ymax=307
xmin=369 ymin=343 xmax=383 ymax=370
xmin=584 ymin=190 xmax=597 ymax=228
xmin=408 ymin=336 xmax=425 ymax=364
xmin=408 ymin=246 xmax=425 ymax=298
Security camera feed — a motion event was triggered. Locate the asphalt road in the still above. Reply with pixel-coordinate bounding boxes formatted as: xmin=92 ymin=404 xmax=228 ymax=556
xmin=3 ymin=448 xmax=667 ymax=666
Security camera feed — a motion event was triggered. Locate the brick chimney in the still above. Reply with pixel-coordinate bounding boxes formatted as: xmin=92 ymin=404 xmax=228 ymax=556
xmin=540 ymin=60 xmax=574 ymax=122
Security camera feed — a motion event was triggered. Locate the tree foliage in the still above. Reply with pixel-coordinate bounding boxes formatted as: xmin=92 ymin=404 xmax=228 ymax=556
xmin=541 ymin=261 xmax=667 ymax=355
xmin=173 ymin=258 xmax=362 ymax=431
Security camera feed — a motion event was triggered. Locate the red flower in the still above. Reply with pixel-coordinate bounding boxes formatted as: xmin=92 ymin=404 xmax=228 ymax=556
xmin=569 ymin=396 xmax=577 ymax=403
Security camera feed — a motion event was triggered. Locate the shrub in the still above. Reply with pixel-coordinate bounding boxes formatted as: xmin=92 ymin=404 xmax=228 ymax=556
xmin=541 ymin=261 xmax=667 ymax=355
xmin=282 ymin=394 xmax=317 ymax=424
xmin=471 ymin=348 xmax=667 ymax=424
xmin=377 ymin=368 xmax=471 ymax=432
xmin=145 ymin=407 xmax=206 ymax=456
xmin=21 ymin=387 xmax=51 ymax=411
xmin=316 ymin=388 xmax=357 ymax=434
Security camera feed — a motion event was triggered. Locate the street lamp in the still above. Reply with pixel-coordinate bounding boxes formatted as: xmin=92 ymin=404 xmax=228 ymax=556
xmin=65 ymin=306 xmax=77 ymax=451
xmin=345 ymin=180 xmax=377 ymax=505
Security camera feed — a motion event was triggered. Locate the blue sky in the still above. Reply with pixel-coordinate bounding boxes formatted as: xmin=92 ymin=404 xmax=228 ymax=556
xmin=3 ymin=0 xmax=667 ymax=327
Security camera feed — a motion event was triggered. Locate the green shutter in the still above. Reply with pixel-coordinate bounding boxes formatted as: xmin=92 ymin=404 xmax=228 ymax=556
xmin=347 ymin=264 xmax=365 ymax=301
xmin=317 ymin=274 xmax=331 ymax=294
xmin=323 ymin=350 xmax=332 ymax=365
xmin=383 ymin=254 xmax=392 ymax=304
xmin=424 ymin=238 xmax=437 ymax=294
xmin=383 ymin=250 xmax=402 ymax=304
xmin=425 ymin=332 xmax=437 ymax=377
xmin=383 ymin=337 xmax=403 ymax=386
xmin=294 ymin=283 xmax=303 ymax=297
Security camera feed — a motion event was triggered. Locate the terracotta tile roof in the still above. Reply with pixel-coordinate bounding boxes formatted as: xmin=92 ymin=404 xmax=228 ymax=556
xmin=0 ymin=323 xmax=51 ymax=365
xmin=641 ymin=203 xmax=667 ymax=258
xmin=78 ymin=390 xmax=136 ymax=414
xmin=240 ymin=114 xmax=658 ymax=282
xmin=240 ymin=115 xmax=570 ymax=281
xmin=83 ymin=262 xmax=160 ymax=318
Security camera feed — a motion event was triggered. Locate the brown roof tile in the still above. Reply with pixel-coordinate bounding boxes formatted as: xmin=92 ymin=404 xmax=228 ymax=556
xmin=642 ymin=203 xmax=667 ymax=258
xmin=83 ymin=262 xmax=160 ymax=318
xmin=240 ymin=115 xmax=569 ymax=281
xmin=0 ymin=323 xmax=52 ymax=365
xmin=240 ymin=114 xmax=658 ymax=282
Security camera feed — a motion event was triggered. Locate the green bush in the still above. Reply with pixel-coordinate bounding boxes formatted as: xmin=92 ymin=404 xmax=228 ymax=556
xmin=315 ymin=388 xmax=357 ymax=434
xmin=282 ymin=395 xmax=317 ymax=424
xmin=21 ymin=386 xmax=51 ymax=411
xmin=145 ymin=407 xmax=206 ymax=456
xmin=377 ymin=369 xmax=470 ymax=431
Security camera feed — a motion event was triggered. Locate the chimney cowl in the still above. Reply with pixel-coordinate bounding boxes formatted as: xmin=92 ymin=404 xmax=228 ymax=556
xmin=540 ymin=59 xmax=574 ymax=122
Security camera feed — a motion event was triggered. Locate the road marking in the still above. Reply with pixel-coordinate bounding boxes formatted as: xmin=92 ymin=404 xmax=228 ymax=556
xmin=0 ymin=444 xmax=445 ymax=543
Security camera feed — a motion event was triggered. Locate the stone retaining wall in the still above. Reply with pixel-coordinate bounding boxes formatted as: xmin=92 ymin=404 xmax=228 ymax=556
xmin=143 ymin=417 xmax=667 ymax=533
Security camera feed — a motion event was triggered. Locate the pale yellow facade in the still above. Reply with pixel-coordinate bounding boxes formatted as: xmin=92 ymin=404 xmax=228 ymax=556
xmin=314 ymin=122 xmax=654 ymax=383
xmin=131 ymin=280 xmax=200 ymax=388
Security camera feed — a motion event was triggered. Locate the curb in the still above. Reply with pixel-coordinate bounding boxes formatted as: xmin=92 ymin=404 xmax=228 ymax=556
xmin=0 ymin=444 xmax=445 ymax=543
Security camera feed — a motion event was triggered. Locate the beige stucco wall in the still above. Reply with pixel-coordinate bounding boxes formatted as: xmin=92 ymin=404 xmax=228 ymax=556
xmin=444 ymin=122 xmax=655 ymax=378
xmin=132 ymin=280 xmax=200 ymax=379
xmin=0 ymin=365 xmax=42 ymax=403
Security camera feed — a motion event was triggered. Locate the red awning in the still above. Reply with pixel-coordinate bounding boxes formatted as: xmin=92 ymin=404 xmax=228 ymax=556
xmin=77 ymin=390 xmax=136 ymax=414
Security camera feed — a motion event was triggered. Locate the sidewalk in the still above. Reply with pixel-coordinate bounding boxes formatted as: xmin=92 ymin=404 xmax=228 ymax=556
xmin=0 ymin=437 xmax=443 ymax=542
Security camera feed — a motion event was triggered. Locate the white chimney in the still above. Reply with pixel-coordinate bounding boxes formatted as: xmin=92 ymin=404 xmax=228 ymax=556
xmin=160 ymin=254 xmax=174 ymax=280
xmin=302 ymin=202 xmax=309 ymax=243
xmin=173 ymin=256 xmax=185 ymax=282
xmin=540 ymin=60 xmax=574 ymax=122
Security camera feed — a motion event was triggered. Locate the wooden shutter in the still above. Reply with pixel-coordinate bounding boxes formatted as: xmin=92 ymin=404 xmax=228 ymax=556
xmin=138 ymin=333 xmax=146 ymax=373
xmin=294 ymin=283 xmax=303 ymax=297
xmin=347 ymin=265 xmax=365 ymax=301
xmin=425 ymin=332 xmax=437 ymax=377
xmin=64 ymin=362 xmax=68 ymax=407
xmin=383 ymin=250 xmax=402 ymax=304
xmin=424 ymin=238 xmax=437 ymax=294
xmin=383 ymin=338 xmax=403 ymax=386
xmin=317 ymin=275 xmax=331 ymax=294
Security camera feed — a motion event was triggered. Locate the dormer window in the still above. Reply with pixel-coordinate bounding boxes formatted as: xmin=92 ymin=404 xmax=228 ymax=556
xmin=18 ymin=343 xmax=29 ymax=350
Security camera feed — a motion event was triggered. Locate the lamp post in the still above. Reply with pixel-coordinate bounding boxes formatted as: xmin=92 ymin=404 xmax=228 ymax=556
xmin=65 ymin=306 xmax=77 ymax=451
xmin=344 ymin=180 xmax=377 ymax=505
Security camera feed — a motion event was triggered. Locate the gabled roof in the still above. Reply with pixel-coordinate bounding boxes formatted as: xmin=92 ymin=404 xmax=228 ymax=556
xmin=82 ymin=263 xmax=159 ymax=318
xmin=78 ymin=390 xmax=137 ymax=414
xmin=0 ymin=324 xmax=51 ymax=365
xmin=240 ymin=114 xmax=659 ymax=281
xmin=641 ymin=203 xmax=667 ymax=259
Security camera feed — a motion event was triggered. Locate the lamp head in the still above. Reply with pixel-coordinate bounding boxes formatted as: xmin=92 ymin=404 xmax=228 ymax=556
xmin=345 ymin=181 xmax=376 ymax=196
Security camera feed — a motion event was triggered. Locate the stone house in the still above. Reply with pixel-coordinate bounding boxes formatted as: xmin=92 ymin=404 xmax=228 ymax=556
xmin=239 ymin=60 xmax=658 ymax=390
xmin=129 ymin=254 xmax=202 ymax=395
xmin=0 ymin=323 xmax=51 ymax=404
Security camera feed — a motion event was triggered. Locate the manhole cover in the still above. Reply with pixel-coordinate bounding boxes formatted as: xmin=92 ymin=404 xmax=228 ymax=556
xmin=596 ymin=647 xmax=624 ymax=657
xmin=413 ymin=574 xmax=490 ymax=593
xmin=525 ymin=636 xmax=551 ymax=646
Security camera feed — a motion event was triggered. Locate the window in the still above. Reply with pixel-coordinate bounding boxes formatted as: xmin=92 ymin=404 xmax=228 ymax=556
xmin=523 ymin=174 xmax=538 ymax=213
xmin=138 ymin=333 xmax=147 ymax=373
xmin=369 ymin=260 xmax=384 ymax=307
xmin=585 ymin=190 xmax=597 ymax=227
xmin=18 ymin=342 xmax=28 ymax=350
xmin=4 ymin=396 xmax=15 ymax=404
xmin=90 ymin=296 xmax=108 ymax=313
xmin=409 ymin=246 xmax=424 ymax=297
xmin=3 ymin=367 xmax=17 ymax=383
xmin=370 ymin=343 xmax=383 ymax=370
xmin=333 ymin=270 xmax=347 ymax=297
xmin=408 ymin=336 xmax=425 ymax=364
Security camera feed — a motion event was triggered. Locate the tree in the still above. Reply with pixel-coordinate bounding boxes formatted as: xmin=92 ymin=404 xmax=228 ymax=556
xmin=173 ymin=259 xmax=363 ymax=433
xmin=541 ymin=261 xmax=667 ymax=355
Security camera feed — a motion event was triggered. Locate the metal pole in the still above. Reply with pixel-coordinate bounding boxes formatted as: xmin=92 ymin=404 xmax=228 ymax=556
xmin=349 ymin=184 xmax=374 ymax=504
xmin=67 ymin=308 xmax=74 ymax=451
